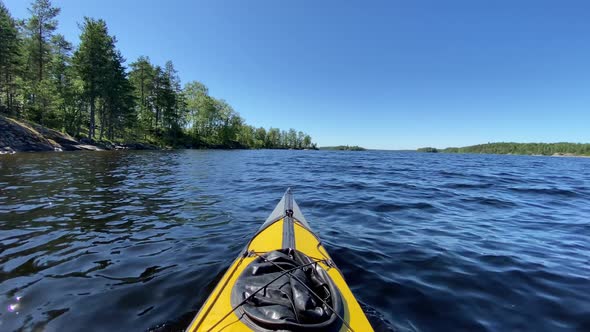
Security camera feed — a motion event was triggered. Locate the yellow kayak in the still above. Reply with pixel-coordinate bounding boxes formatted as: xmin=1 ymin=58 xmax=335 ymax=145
xmin=187 ymin=189 xmax=374 ymax=331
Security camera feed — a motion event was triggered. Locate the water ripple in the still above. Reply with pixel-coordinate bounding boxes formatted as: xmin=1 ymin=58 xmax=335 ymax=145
xmin=0 ymin=151 xmax=589 ymax=331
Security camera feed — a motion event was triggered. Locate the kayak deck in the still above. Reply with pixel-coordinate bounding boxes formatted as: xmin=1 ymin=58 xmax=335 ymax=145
xmin=187 ymin=189 xmax=373 ymax=331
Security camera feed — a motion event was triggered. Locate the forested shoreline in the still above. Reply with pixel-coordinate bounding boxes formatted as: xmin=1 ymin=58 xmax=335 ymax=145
xmin=418 ymin=143 xmax=590 ymax=156
xmin=0 ymin=0 xmax=316 ymax=150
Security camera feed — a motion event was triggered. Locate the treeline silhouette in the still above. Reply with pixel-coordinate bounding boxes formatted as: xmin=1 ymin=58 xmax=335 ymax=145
xmin=418 ymin=143 xmax=590 ymax=156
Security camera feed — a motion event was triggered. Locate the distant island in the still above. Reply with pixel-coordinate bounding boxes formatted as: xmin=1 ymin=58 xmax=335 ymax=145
xmin=416 ymin=147 xmax=439 ymax=153
xmin=320 ymin=145 xmax=366 ymax=151
xmin=417 ymin=143 xmax=590 ymax=157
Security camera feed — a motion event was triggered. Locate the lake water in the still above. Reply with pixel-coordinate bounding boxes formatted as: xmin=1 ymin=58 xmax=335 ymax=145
xmin=1 ymin=150 xmax=589 ymax=331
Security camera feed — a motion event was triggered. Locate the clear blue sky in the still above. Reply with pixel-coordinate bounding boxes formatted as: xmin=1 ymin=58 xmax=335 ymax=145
xmin=5 ymin=0 xmax=590 ymax=149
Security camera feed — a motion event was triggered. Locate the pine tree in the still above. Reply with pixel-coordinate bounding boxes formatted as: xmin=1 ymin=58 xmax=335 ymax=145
xmin=183 ymin=80 xmax=209 ymax=141
xmin=73 ymin=17 xmax=112 ymax=140
xmin=129 ymin=56 xmax=156 ymax=138
xmin=22 ymin=0 xmax=60 ymax=124
xmin=161 ymin=61 xmax=179 ymax=131
xmin=102 ymin=49 xmax=134 ymax=140
xmin=0 ymin=2 xmax=21 ymax=116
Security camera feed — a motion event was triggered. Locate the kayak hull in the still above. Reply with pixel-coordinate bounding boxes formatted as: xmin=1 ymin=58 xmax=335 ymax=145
xmin=187 ymin=189 xmax=373 ymax=331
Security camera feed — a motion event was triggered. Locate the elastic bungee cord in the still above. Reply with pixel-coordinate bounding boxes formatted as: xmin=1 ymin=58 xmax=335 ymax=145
xmin=251 ymin=251 xmax=354 ymax=332
xmin=205 ymin=252 xmax=353 ymax=332
xmin=206 ymin=259 xmax=329 ymax=332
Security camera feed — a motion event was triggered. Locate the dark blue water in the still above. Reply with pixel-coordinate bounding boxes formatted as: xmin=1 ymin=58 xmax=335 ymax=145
xmin=1 ymin=150 xmax=589 ymax=331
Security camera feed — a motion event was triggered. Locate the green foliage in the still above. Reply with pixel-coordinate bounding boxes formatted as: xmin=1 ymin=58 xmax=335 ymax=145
xmin=128 ymin=56 xmax=156 ymax=138
xmin=0 ymin=1 xmax=22 ymax=117
xmin=0 ymin=0 xmax=316 ymax=149
xmin=72 ymin=17 xmax=110 ymax=139
xmin=441 ymin=143 xmax=590 ymax=156
xmin=20 ymin=0 xmax=61 ymax=124
xmin=179 ymin=80 xmax=315 ymax=149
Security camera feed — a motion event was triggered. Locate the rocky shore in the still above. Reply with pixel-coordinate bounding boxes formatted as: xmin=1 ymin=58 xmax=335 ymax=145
xmin=0 ymin=115 xmax=159 ymax=154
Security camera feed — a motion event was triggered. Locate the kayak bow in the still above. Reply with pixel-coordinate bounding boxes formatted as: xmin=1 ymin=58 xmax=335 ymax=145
xmin=187 ymin=189 xmax=373 ymax=332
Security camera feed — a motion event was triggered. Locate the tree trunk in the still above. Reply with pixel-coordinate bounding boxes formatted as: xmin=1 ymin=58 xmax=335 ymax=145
xmin=75 ymin=106 xmax=82 ymax=138
xmin=37 ymin=19 xmax=45 ymax=125
xmin=38 ymin=21 xmax=43 ymax=82
xmin=155 ymin=107 xmax=159 ymax=132
xmin=62 ymin=105 xmax=68 ymax=132
xmin=89 ymin=96 xmax=95 ymax=140
xmin=140 ymin=67 xmax=145 ymax=107
xmin=108 ymin=115 xmax=114 ymax=140
xmin=5 ymin=75 xmax=9 ymax=115
xmin=99 ymin=104 xmax=105 ymax=141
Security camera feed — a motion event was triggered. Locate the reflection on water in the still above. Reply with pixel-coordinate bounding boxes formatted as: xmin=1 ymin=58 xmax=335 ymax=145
xmin=1 ymin=150 xmax=589 ymax=331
